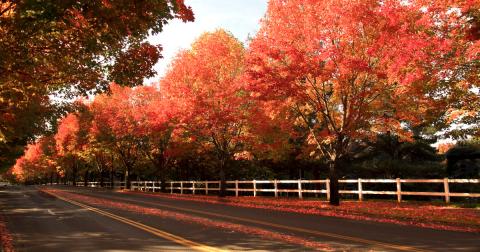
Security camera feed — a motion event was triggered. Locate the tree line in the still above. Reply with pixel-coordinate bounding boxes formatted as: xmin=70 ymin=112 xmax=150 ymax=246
xmin=3 ymin=0 xmax=480 ymax=205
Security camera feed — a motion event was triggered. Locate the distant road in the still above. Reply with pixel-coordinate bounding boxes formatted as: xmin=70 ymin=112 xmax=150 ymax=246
xmin=1 ymin=186 xmax=478 ymax=251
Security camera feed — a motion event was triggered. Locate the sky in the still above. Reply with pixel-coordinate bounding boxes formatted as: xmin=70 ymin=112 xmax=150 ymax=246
xmin=145 ymin=0 xmax=269 ymax=84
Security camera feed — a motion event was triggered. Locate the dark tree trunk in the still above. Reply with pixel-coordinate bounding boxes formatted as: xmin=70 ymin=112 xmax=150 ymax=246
xmin=84 ymin=170 xmax=89 ymax=187
xmin=125 ymin=168 xmax=131 ymax=189
xmin=329 ymin=161 xmax=340 ymax=206
xmin=161 ymin=179 xmax=167 ymax=192
xmin=110 ymin=168 xmax=114 ymax=188
xmin=219 ymin=159 xmax=227 ymax=197
xmin=72 ymin=160 xmax=78 ymax=186
xmin=100 ymin=170 xmax=104 ymax=187
xmin=156 ymin=159 xmax=168 ymax=193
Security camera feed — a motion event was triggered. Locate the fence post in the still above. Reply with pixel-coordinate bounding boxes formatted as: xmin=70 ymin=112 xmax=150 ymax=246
xmin=180 ymin=181 xmax=183 ymax=194
xmin=253 ymin=180 xmax=257 ymax=197
xmin=274 ymin=179 xmax=278 ymax=198
xmin=192 ymin=181 xmax=196 ymax=195
xmin=235 ymin=180 xmax=239 ymax=197
xmin=444 ymin=178 xmax=450 ymax=203
xmin=298 ymin=179 xmax=303 ymax=199
xmin=396 ymin=178 xmax=402 ymax=202
xmin=205 ymin=181 xmax=208 ymax=195
xmin=144 ymin=181 xmax=147 ymax=192
xmin=170 ymin=182 xmax=173 ymax=194
xmin=358 ymin=178 xmax=363 ymax=201
xmin=326 ymin=179 xmax=330 ymax=201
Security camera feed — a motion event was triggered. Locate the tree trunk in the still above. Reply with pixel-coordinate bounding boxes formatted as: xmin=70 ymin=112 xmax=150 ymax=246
xmin=160 ymin=179 xmax=167 ymax=193
xmin=219 ymin=159 xmax=227 ymax=197
xmin=72 ymin=159 xmax=78 ymax=186
xmin=160 ymin=165 xmax=167 ymax=193
xmin=329 ymin=161 xmax=340 ymax=206
xmin=84 ymin=170 xmax=89 ymax=187
xmin=156 ymin=160 xmax=167 ymax=193
xmin=125 ymin=168 xmax=131 ymax=189
xmin=100 ymin=170 xmax=104 ymax=188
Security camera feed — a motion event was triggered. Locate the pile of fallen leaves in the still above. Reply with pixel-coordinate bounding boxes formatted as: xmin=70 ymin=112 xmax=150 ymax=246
xmin=0 ymin=213 xmax=14 ymax=252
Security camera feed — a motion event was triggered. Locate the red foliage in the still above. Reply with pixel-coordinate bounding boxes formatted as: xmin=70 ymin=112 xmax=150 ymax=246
xmin=111 ymin=43 xmax=163 ymax=86
xmin=246 ymin=0 xmax=480 ymax=163
xmin=162 ymin=30 xmax=249 ymax=148
xmin=161 ymin=30 xmax=255 ymax=179
xmin=91 ymin=83 xmax=179 ymax=140
xmin=10 ymin=137 xmax=57 ymax=182
xmin=0 ymin=214 xmax=14 ymax=252
xmin=55 ymin=113 xmax=81 ymax=156
xmin=174 ymin=0 xmax=194 ymax=22
xmin=90 ymin=83 xmax=185 ymax=173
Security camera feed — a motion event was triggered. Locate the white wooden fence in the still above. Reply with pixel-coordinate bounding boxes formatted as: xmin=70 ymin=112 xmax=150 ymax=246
xmin=128 ymin=178 xmax=480 ymax=203
xmin=77 ymin=181 xmax=126 ymax=189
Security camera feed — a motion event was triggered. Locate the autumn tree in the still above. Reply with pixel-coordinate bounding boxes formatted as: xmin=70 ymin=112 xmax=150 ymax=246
xmin=10 ymin=137 xmax=57 ymax=184
xmin=130 ymin=84 xmax=184 ymax=191
xmin=90 ymin=84 xmax=149 ymax=189
xmin=428 ymin=1 xmax=480 ymax=140
xmin=80 ymin=110 xmax=115 ymax=187
xmin=246 ymin=0 xmax=478 ymax=205
xmin=54 ymin=113 xmax=85 ymax=185
xmin=162 ymin=30 xmax=250 ymax=196
xmin=0 ymin=0 xmax=194 ymax=172
xmin=54 ymin=101 xmax=117 ymax=187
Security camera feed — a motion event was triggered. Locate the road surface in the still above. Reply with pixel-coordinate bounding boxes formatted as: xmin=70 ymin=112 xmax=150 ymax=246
xmin=0 ymin=186 xmax=478 ymax=251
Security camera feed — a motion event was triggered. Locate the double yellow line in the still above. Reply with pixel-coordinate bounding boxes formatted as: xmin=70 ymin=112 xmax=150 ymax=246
xmin=43 ymin=190 xmax=227 ymax=252
xmin=117 ymin=192 xmax=430 ymax=252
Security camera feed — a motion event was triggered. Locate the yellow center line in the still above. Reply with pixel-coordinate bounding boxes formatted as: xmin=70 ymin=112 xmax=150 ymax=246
xmin=43 ymin=190 xmax=228 ymax=252
xmin=114 ymin=192 xmax=430 ymax=252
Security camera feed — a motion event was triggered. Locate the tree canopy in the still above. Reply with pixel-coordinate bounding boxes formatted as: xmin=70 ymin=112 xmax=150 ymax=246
xmin=0 ymin=0 xmax=194 ymax=172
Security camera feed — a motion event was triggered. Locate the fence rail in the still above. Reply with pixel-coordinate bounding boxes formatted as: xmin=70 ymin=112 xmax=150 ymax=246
xmin=127 ymin=178 xmax=480 ymax=203
xmin=74 ymin=181 xmax=126 ymax=190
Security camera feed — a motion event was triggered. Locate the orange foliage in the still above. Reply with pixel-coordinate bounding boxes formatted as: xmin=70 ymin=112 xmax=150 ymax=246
xmin=10 ymin=137 xmax=57 ymax=182
xmin=162 ymin=30 xmax=250 ymax=161
xmin=246 ymin=0 xmax=477 ymax=163
xmin=437 ymin=142 xmax=454 ymax=154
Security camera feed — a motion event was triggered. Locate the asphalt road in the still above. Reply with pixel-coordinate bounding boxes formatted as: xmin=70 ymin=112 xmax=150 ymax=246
xmin=1 ymin=186 xmax=479 ymax=251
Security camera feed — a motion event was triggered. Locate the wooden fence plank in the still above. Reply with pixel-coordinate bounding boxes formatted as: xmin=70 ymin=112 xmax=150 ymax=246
xmin=396 ymin=178 xmax=402 ymax=202
xmin=444 ymin=178 xmax=450 ymax=203
xmin=298 ymin=180 xmax=303 ymax=199
xmin=358 ymin=178 xmax=363 ymax=201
